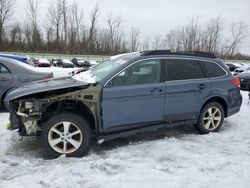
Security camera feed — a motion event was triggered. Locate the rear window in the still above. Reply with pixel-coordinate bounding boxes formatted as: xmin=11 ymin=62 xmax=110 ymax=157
xmin=165 ymin=59 xmax=205 ymax=81
xmin=201 ymin=61 xmax=227 ymax=78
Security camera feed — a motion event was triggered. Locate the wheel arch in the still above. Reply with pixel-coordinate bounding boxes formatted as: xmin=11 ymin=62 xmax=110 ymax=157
xmin=42 ymin=100 xmax=97 ymax=132
xmin=200 ymin=96 xmax=228 ymax=118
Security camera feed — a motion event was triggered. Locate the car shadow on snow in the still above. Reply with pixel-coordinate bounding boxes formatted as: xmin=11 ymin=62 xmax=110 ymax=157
xmin=91 ymin=123 xmax=198 ymax=154
xmin=6 ymin=121 xmax=234 ymax=159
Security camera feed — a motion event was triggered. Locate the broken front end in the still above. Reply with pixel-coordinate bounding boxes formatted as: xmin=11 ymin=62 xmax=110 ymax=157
xmin=5 ymin=78 xmax=101 ymax=136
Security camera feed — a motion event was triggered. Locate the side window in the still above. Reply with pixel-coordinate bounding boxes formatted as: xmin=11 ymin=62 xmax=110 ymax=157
xmin=201 ymin=61 xmax=226 ymax=78
xmin=0 ymin=63 xmax=10 ymax=73
xmin=165 ymin=59 xmax=205 ymax=81
xmin=112 ymin=59 xmax=161 ymax=86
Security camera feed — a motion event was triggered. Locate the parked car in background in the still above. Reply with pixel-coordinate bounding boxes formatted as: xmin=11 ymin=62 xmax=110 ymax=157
xmin=72 ymin=58 xmax=91 ymax=68
xmin=0 ymin=54 xmax=33 ymax=66
xmin=36 ymin=66 xmax=77 ymax=78
xmin=4 ymin=50 xmax=242 ymax=159
xmin=0 ymin=57 xmax=53 ymax=110
xmin=56 ymin=59 xmax=75 ymax=68
xmin=35 ymin=58 xmax=51 ymax=67
xmin=89 ymin=60 xmax=98 ymax=67
xmin=234 ymin=65 xmax=250 ymax=75
xmin=225 ymin=62 xmax=243 ymax=72
xmin=237 ymin=72 xmax=250 ymax=92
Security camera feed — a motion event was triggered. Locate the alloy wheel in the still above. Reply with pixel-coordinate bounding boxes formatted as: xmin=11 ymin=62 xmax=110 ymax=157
xmin=48 ymin=121 xmax=83 ymax=154
xmin=203 ymin=107 xmax=222 ymax=131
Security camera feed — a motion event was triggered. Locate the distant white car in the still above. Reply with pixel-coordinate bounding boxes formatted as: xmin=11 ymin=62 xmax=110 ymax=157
xmin=35 ymin=67 xmax=77 ymax=78
xmin=234 ymin=65 xmax=250 ymax=75
xmin=89 ymin=60 xmax=98 ymax=67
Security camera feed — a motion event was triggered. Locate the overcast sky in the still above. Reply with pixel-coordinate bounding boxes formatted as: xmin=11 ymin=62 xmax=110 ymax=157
xmin=16 ymin=0 xmax=250 ymax=54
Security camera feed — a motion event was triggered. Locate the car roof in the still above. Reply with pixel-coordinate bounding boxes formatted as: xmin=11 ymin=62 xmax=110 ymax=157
xmin=0 ymin=54 xmax=27 ymax=62
xmin=111 ymin=51 xmax=222 ymax=63
xmin=0 ymin=57 xmax=52 ymax=74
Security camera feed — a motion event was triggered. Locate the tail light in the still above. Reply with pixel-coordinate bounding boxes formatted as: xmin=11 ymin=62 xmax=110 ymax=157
xmin=231 ymin=77 xmax=240 ymax=88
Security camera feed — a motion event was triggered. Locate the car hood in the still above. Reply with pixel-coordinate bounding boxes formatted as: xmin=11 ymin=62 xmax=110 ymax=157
xmin=4 ymin=77 xmax=90 ymax=102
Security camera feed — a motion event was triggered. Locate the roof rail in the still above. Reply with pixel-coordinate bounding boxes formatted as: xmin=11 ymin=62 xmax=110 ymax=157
xmin=140 ymin=50 xmax=216 ymax=59
xmin=140 ymin=50 xmax=172 ymax=56
xmin=173 ymin=51 xmax=217 ymax=58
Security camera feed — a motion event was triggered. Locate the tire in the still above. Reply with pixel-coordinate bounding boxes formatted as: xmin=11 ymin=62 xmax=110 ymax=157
xmin=194 ymin=102 xmax=225 ymax=134
xmin=41 ymin=113 xmax=91 ymax=159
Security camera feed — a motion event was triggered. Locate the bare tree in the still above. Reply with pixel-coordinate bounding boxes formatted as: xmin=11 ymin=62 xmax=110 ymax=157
xmin=152 ymin=35 xmax=162 ymax=50
xmin=0 ymin=2 xmax=249 ymax=59
xmin=162 ymin=16 xmax=224 ymax=54
xmin=44 ymin=24 xmax=53 ymax=52
xmin=61 ymin=0 xmax=68 ymax=45
xmin=142 ymin=37 xmax=150 ymax=51
xmin=224 ymin=22 xmax=248 ymax=57
xmin=9 ymin=21 xmax=22 ymax=50
xmin=24 ymin=23 xmax=32 ymax=49
xmin=25 ymin=0 xmax=42 ymax=51
xmin=0 ymin=0 xmax=16 ymax=47
xmin=68 ymin=0 xmax=84 ymax=54
xmin=87 ymin=4 xmax=100 ymax=53
xmin=106 ymin=14 xmax=123 ymax=53
xmin=48 ymin=0 xmax=63 ymax=52
xmin=201 ymin=17 xmax=223 ymax=53
xmin=129 ymin=26 xmax=140 ymax=52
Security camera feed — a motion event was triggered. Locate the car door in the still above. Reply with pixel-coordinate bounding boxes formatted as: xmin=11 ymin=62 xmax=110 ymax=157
xmin=164 ymin=58 xmax=210 ymax=122
xmin=101 ymin=59 xmax=165 ymax=130
xmin=0 ymin=63 xmax=13 ymax=100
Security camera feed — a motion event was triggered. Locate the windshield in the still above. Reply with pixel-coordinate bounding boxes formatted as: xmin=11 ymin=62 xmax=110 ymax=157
xmin=72 ymin=58 xmax=127 ymax=82
xmin=72 ymin=53 xmax=140 ymax=83
xmin=90 ymin=58 xmax=127 ymax=81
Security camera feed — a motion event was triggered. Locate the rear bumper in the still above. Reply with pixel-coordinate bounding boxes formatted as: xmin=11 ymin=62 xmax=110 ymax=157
xmin=227 ymin=91 xmax=242 ymax=117
xmin=227 ymin=105 xmax=241 ymax=117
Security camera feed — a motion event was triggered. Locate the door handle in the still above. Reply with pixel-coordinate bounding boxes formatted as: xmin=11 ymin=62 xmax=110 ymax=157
xmin=0 ymin=77 xmax=9 ymax=81
xmin=150 ymin=88 xmax=163 ymax=94
xmin=198 ymin=84 xmax=207 ymax=90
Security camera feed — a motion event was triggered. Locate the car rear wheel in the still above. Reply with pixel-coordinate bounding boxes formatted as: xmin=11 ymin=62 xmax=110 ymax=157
xmin=194 ymin=102 xmax=224 ymax=134
xmin=41 ymin=113 xmax=91 ymax=159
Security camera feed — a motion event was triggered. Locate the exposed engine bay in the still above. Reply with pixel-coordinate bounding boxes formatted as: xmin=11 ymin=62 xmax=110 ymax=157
xmin=7 ymin=83 xmax=102 ymax=136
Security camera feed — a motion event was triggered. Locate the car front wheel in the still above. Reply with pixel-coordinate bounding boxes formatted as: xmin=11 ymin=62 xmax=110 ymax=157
xmin=194 ymin=102 xmax=225 ymax=134
xmin=41 ymin=113 xmax=91 ymax=159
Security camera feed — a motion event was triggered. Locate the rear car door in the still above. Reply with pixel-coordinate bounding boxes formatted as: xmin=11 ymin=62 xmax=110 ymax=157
xmin=0 ymin=63 xmax=13 ymax=101
xmin=164 ymin=58 xmax=210 ymax=122
xmin=101 ymin=59 xmax=165 ymax=130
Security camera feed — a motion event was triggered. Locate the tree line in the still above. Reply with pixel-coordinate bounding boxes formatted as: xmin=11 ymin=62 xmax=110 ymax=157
xmin=0 ymin=0 xmax=249 ymax=58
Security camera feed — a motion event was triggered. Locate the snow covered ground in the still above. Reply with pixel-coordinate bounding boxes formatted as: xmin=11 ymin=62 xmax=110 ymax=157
xmin=0 ymin=92 xmax=250 ymax=188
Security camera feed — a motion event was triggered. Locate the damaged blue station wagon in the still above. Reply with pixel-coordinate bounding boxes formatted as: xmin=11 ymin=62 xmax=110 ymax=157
xmin=4 ymin=50 xmax=242 ymax=158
